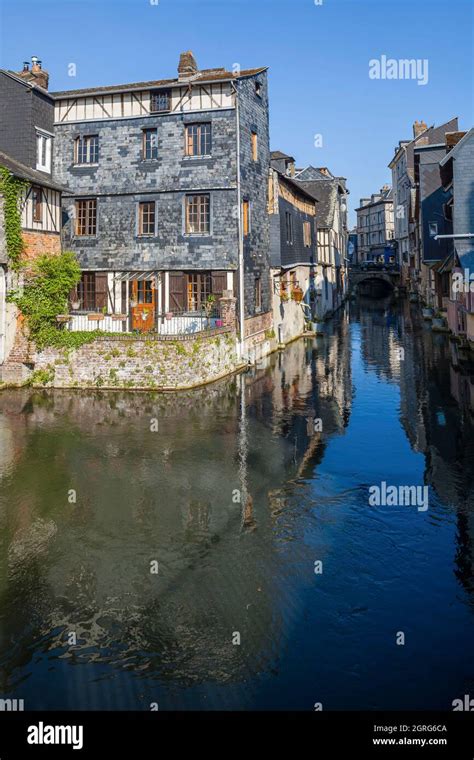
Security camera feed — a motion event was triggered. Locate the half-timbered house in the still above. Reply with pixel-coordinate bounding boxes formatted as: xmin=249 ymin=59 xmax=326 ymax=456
xmin=0 ymin=61 xmax=64 ymax=367
xmin=51 ymin=51 xmax=271 ymax=355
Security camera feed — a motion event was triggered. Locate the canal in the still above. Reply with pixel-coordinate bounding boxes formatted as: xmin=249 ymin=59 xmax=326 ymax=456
xmin=0 ymin=299 xmax=472 ymax=711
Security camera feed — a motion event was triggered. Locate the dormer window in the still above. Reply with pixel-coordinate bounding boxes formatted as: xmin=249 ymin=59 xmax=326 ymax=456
xmin=150 ymin=89 xmax=171 ymax=113
xmin=36 ymin=129 xmax=52 ymax=173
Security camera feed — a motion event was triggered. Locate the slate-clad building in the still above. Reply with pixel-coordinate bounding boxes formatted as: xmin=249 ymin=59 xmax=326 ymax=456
xmin=294 ymin=166 xmax=350 ymax=318
xmin=0 ymin=59 xmax=63 ymax=370
xmin=268 ymin=151 xmax=317 ymax=343
xmin=51 ymin=51 xmax=271 ymax=346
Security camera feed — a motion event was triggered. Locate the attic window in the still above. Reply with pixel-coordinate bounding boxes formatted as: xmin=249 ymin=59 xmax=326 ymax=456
xmin=255 ymin=81 xmax=262 ymax=97
xmin=150 ymin=89 xmax=171 ymax=113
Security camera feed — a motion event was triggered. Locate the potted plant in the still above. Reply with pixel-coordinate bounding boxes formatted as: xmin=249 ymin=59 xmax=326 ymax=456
xmin=165 ymin=311 xmax=173 ymax=320
xmin=432 ymin=311 xmax=448 ymax=332
xmin=70 ymin=291 xmax=81 ymax=310
xmin=291 ymin=286 xmax=304 ymax=303
xmin=422 ymin=306 xmax=434 ymax=320
xmin=130 ymin=295 xmax=138 ymax=308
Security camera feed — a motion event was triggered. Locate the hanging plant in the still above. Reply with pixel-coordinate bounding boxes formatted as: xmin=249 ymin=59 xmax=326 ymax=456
xmin=0 ymin=166 xmax=27 ymax=272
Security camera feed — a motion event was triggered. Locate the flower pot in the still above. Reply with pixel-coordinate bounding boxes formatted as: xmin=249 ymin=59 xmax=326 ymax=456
xmin=71 ymin=300 xmax=81 ymax=310
xmin=130 ymin=298 xmax=138 ymax=308
xmin=422 ymin=308 xmax=434 ymax=320
xmin=432 ymin=317 xmax=448 ymax=332
xmin=165 ymin=312 xmax=173 ymax=320
xmin=87 ymin=313 xmax=103 ymax=321
xmin=215 ymin=319 xmax=223 ymax=327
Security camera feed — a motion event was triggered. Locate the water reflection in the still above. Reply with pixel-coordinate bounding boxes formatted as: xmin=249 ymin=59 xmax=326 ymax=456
xmin=0 ymin=300 xmax=472 ymax=710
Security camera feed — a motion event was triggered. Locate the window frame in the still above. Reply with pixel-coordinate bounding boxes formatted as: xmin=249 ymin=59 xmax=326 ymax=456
xmin=150 ymin=89 xmax=171 ymax=113
xmin=184 ymin=193 xmax=211 ymax=235
xmin=138 ymin=200 xmax=157 ymax=237
xmin=142 ymin=128 xmax=158 ymax=161
xmin=74 ymin=134 xmax=99 ymax=165
xmin=242 ymin=199 xmax=251 ymax=237
xmin=36 ymin=129 xmax=52 ymax=173
xmin=303 ymin=220 xmax=311 ymax=247
xmin=32 ymin=185 xmax=43 ymax=223
xmin=285 ymin=211 xmax=293 ymax=245
xmin=185 ymin=122 xmax=212 ymax=158
xmin=251 ymin=131 xmax=258 ymax=162
xmin=75 ymin=198 xmax=97 ymax=237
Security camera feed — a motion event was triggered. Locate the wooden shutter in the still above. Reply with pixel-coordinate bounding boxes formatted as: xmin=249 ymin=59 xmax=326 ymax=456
xmin=169 ymin=272 xmax=186 ymax=310
xmin=211 ymin=272 xmax=227 ymax=299
xmin=95 ymin=273 xmax=108 ymax=309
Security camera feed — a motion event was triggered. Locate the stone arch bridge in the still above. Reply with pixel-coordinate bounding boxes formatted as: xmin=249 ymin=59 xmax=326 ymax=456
xmin=348 ymin=267 xmax=401 ymax=297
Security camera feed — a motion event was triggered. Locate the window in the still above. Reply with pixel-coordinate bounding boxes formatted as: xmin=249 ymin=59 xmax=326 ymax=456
xmin=255 ymin=81 xmax=262 ymax=98
xmin=185 ymin=123 xmax=211 ymax=157
xmin=285 ymin=211 xmax=293 ymax=244
xmin=251 ymin=131 xmax=258 ymax=161
xmin=76 ymin=272 xmax=108 ymax=311
xmin=429 ymin=222 xmax=438 ymax=238
xmin=75 ymin=199 xmax=97 ymax=236
xmin=150 ymin=89 xmax=171 ymax=113
xmin=142 ymin=129 xmax=158 ymax=160
xmin=255 ymin=276 xmax=262 ymax=311
xmin=138 ymin=201 xmax=156 ymax=236
xmin=242 ymin=199 xmax=250 ymax=237
xmin=36 ymin=130 xmax=52 ymax=173
xmin=303 ymin=221 xmax=311 ymax=247
xmin=32 ymin=185 xmax=42 ymax=223
xmin=75 ymin=135 xmax=99 ymax=164
xmin=185 ymin=194 xmax=210 ymax=234
xmin=187 ymin=273 xmax=212 ymax=311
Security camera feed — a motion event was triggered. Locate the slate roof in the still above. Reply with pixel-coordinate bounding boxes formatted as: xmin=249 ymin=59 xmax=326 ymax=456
xmin=294 ymin=179 xmax=338 ymax=228
xmin=271 ymin=150 xmax=294 ymax=161
xmin=0 ymin=150 xmax=67 ymax=192
xmin=51 ymin=67 xmax=267 ymax=98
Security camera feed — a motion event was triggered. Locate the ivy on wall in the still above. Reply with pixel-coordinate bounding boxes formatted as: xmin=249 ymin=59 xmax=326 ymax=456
xmin=0 ymin=166 xmax=27 ymax=271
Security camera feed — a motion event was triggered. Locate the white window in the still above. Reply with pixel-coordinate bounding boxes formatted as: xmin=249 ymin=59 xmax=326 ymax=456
xmin=36 ymin=130 xmax=52 ymax=173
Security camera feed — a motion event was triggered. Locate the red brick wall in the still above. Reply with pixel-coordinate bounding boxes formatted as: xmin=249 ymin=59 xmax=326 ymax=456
xmin=22 ymin=231 xmax=61 ymax=262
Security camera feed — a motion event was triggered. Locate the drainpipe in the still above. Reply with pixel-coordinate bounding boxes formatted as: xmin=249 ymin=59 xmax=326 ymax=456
xmin=434 ymin=233 xmax=474 ymax=240
xmin=231 ymin=80 xmax=246 ymax=360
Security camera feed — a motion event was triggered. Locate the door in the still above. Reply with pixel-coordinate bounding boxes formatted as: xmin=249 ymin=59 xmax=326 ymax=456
xmin=130 ymin=280 xmax=156 ymax=332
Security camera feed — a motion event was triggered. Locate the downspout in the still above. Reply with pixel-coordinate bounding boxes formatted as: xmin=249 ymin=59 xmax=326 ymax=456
xmin=231 ymin=80 xmax=246 ymax=360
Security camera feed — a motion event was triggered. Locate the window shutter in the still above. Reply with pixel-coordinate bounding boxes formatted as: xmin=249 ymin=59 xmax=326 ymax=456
xmin=211 ymin=272 xmax=227 ymax=299
xmin=95 ymin=273 xmax=108 ymax=309
xmin=169 ymin=272 xmax=186 ymax=310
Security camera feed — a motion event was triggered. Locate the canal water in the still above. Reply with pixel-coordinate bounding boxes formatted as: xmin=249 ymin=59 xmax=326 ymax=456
xmin=0 ymin=300 xmax=473 ymax=711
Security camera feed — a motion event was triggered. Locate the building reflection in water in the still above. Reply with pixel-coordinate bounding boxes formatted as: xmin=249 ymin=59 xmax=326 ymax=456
xmin=0 ymin=299 xmax=472 ymax=710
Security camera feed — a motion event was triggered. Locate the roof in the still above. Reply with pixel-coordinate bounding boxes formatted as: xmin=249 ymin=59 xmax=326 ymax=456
xmin=294 ymin=179 xmax=338 ymax=227
xmin=0 ymin=68 xmax=52 ymax=98
xmin=51 ymin=66 xmax=267 ymax=98
xmin=355 ymin=187 xmax=392 ymax=211
xmin=0 ymin=151 xmax=67 ymax=191
xmin=276 ymin=170 xmax=318 ymax=205
xmin=295 ymin=166 xmax=335 ymax=182
xmin=439 ymin=128 xmax=474 ymax=167
xmin=271 ymin=150 xmax=294 ymax=161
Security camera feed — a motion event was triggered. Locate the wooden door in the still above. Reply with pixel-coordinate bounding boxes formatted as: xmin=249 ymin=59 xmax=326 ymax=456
xmin=131 ymin=280 xmax=156 ymax=332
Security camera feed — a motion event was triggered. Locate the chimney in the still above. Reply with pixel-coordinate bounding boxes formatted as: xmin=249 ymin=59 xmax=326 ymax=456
xmin=17 ymin=56 xmax=49 ymax=90
xmin=413 ymin=120 xmax=428 ymax=139
xmin=178 ymin=51 xmax=198 ymax=82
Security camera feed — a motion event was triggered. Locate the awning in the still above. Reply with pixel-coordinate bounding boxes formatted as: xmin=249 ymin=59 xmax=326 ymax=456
xmin=437 ymin=253 xmax=455 ymax=275
xmin=113 ymin=271 xmax=160 ymax=282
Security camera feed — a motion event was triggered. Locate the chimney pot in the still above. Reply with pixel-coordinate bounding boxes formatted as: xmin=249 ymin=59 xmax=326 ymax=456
xmin=17 ymin=56 xmax=49 ymax=89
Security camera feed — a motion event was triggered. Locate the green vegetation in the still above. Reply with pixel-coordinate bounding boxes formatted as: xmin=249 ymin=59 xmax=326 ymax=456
xmin=27 ymin=366 xmax=55 ymax=386
xmin=0 ymin=166 xmax=27 ymax=271
xmin=6 ymin=251 xmax=100 ymax=349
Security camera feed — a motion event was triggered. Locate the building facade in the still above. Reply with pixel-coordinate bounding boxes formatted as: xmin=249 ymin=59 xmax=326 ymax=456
xmin=439 ymin=128 xmax=474 ymax=345
xmin=268 ymin=151 xmax=317 ymax=344
xmin=52 ymin=52 xmax=271 ymax=357
xmin=388 ymin=118 xmax=458 ymax=295
xmin=355 ymin=186 xmax=394 ymax=264
xmin=0 ymin=60 xmax=63 ymax=372
xmin=294 ymin=166 xmax=349 ymax=319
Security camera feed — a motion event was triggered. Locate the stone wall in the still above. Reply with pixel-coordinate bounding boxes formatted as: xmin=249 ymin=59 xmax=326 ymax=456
xmin=31 ymin=328 xmax=242 ymax=390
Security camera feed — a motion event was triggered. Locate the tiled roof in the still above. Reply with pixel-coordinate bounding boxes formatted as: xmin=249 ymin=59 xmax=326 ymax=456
xmin=0 ymin=151 xmax=67 ymax=191
xmin=271 ymin=150 xmax=294 ymax=160
xmin=51 ymin=67 xmax=267 ymax=98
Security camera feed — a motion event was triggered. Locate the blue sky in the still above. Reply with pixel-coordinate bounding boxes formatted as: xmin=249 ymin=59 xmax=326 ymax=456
xmin=0 ymin=0 xmax=472 ymax=225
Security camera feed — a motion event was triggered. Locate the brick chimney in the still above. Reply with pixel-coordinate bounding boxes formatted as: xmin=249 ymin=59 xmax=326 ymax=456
xmin=17 ymin=56 xmax=49 ymax=90
xmin=413 ymin=120 xmax=428 ymax=138
xmin=178 ymin=51 xmax=198 ymax=82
